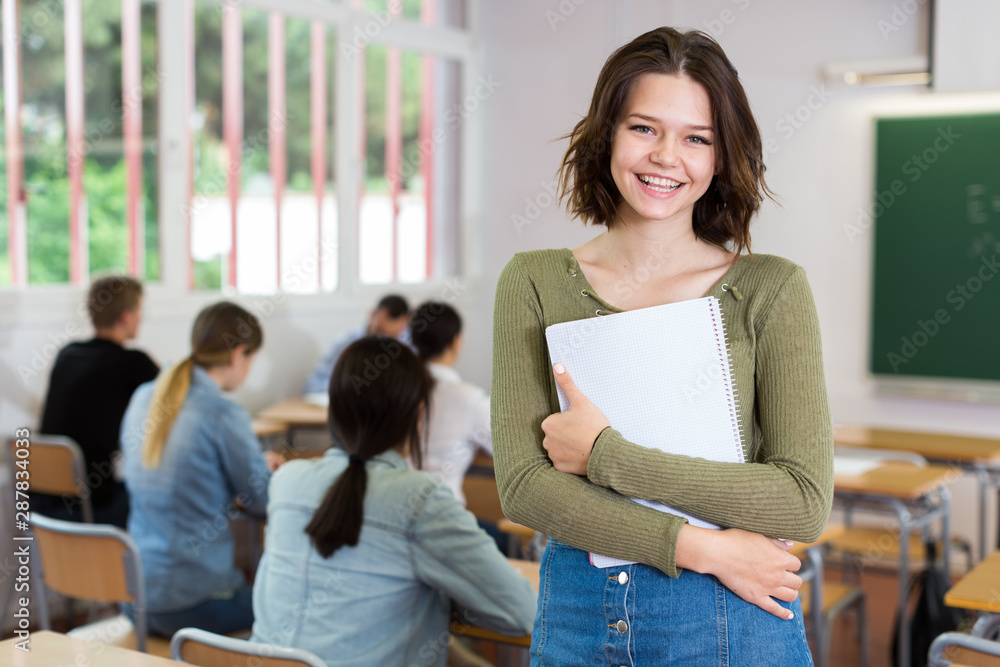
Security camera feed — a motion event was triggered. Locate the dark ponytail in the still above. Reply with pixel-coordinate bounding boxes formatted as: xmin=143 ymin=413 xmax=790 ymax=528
xmin=305 ymin=336 xmax=431 ymax=558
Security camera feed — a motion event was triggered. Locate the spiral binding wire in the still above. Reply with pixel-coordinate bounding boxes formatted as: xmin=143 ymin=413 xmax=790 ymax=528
xmin=708 ymin=297 xmax=746 ymax=462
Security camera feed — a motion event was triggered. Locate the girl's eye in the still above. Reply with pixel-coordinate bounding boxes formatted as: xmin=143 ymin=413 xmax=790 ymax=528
xmin=688 ymin=135 xmax=712 ymax=145
xmin=629 ymin=124 xmax=654 ymax=135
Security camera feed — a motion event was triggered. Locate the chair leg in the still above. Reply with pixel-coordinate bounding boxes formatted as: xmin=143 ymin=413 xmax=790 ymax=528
xmin=856 ymin=594 xmax=870 ymax=667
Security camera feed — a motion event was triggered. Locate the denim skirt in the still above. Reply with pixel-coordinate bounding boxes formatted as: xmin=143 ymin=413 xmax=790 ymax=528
xmin=530 ymin=538 xmax=814 ymax=666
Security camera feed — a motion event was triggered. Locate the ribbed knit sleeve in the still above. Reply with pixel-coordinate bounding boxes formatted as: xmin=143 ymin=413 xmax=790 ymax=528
xmin=586 ymin=264 xmax=834 ymax=542
xmin=492 ymin=255 xmax=688 ymax=577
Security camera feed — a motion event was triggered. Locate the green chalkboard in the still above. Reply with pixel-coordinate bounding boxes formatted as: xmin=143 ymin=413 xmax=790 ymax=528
xmin=869 ymin=113 xmax=1000 ymax=383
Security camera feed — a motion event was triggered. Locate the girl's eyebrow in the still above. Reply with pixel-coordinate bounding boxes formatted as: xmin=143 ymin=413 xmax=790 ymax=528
xmin=626 ymin=113 xmax=714 ymax=132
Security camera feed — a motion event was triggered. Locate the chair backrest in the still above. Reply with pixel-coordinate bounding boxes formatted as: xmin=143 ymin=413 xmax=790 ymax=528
xmin=171 ymin=628 xmax=327 ymax=667
xmin=30 ymin=512 xmax=150 ymax=650
xmin=9 ymin=435 xmax=94 ymax=522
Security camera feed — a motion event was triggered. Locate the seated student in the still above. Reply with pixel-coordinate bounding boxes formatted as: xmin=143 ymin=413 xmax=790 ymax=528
xmin=302 ymin=294 xmax=411 ymax=395
xmin=119 ymin=301 xmax=283 ymax=637
xmin=37 ymin=274 xmax=159 ymax=528
xmin=252 ymin=337 xmax=536 ymax=666
xmin=409 ymin=301 xmax=492 ymax=506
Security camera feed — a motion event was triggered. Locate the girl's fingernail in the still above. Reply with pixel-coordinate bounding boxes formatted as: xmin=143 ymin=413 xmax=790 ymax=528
xmin=787 ymin=611 xmax=794 ymax=620
xmin=553 ymin=363 xmax=566 ymax=375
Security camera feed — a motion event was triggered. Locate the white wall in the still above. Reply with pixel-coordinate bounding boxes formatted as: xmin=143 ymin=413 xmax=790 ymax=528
xmin=0 ymin=0 xmax=997 ymax=557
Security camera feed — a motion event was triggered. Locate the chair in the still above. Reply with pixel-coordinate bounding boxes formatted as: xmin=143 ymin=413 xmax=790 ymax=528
xmin=796 ymin=534 xmax=869 ymax=667
xmin=30 ymin=512 xmax=171 ymax=656
xmin=928 ymin=632 xmax=1000 ymax=667
xmin=170 ymin=627 xmax=327 ymax=667
xmin=8 ymin=434 xmax=93 ymax=522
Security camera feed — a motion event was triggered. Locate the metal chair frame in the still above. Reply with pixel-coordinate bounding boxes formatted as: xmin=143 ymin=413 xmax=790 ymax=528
xmin=171 ymin=627 xmax=327 ymax=667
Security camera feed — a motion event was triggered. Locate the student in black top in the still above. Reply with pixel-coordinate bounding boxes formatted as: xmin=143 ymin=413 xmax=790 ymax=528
xmin=37 ymin=274 xmax=159 ymax=527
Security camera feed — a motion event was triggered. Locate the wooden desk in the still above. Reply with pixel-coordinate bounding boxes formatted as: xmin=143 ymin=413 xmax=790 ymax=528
xmin=0 ymin=630 xmax=183 ymax=665
xmin=251 ymin=417 xmax=289 ymax=438
xmin=833 ymin=461 xmax=959 ymax=667
xmin=835 ymin=425 xmax=1000 ymax=561
xmin=946 ymin=550 xmax=1000 ymax=614
xmin=451 ymin=559 xmax=539 ymax=649
xmin=835 ymin=461 xmax=962 ymax=501
xmin=256 ymin=398 xmax=326 ymax=427
xmin=256 ymin=399 xmax=330 ymax=457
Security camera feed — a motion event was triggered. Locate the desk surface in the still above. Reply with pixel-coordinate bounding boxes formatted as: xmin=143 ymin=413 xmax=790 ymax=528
xmin=251 ymin=417 xmax=289 ymax=438
xmin=834 ymin=425 xmax=1000 ymax=465
xmin=945 ymin=550 xmax=1000 ymax=613
xmin=1 ymin=631 xmax=181 ymax=666
xmin=256 ymin=398 xmax=327 ymax=427
xmin=834 ymin=461 xmax=961 ymax=501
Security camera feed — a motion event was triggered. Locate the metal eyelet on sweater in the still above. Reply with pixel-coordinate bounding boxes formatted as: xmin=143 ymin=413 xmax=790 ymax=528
xmin=721 ymin=283 xmax=729 ymax=291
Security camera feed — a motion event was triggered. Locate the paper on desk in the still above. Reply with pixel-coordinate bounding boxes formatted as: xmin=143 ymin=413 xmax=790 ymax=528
xmin=832 ymin=456 xmax=881 ymax=477
xmin=303 ymin=392 xmax=329 ymax=407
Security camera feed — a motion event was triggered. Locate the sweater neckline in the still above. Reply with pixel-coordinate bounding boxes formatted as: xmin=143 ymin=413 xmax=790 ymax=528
xmin=559 ymin=247 xmax=747 ymax=313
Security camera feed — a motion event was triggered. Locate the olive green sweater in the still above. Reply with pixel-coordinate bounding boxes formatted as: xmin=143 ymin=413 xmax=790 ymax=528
xmin=491 ymin=249 xmax=833 ymax=577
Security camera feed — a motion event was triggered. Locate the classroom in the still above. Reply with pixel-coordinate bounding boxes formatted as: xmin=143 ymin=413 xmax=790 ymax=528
xmin=1 ymin=0 xmax=999 ymax=665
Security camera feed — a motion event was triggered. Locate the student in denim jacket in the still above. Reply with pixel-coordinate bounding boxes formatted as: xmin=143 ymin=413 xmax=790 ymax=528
xmin=121 ymin=302 xmax=284 ymax=637
xmin=251 ymin=337 xmax=535 ymax=666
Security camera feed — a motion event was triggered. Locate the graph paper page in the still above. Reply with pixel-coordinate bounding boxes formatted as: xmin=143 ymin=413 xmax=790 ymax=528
xmin=545 ymin=296 xmax=744 ymax=568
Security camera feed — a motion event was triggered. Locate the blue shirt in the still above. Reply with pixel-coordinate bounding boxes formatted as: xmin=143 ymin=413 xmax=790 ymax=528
xmin=120 ymin=366 xmax=272 ymax=613
xmin=251 ymin=448 xmax=536 ymax=666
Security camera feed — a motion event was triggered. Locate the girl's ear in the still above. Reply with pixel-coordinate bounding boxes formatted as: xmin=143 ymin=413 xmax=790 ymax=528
xmin=228 ymin=343 xmax=249 ymax=366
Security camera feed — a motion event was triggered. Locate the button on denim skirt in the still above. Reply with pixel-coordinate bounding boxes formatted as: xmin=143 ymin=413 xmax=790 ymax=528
xmin=530 ymin=538 xmax=814 ymax=666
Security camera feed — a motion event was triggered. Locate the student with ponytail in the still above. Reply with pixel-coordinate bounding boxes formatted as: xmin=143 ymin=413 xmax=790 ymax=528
xmin=251 ymin=337 xmax=535 ymax=666
xmin=120 ymin=301 xmax=283 ymax=637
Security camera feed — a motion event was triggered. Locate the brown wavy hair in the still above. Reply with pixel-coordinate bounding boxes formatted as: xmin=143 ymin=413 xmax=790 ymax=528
xmin=557 ymin=27 xmax=773 ymax=254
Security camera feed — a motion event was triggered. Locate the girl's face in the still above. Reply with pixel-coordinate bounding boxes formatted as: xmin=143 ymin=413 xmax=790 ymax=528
xmin=223 ymin=346 xmax=257 ymax=392
xmin=610 ymin=73 xmax=717 ymax=229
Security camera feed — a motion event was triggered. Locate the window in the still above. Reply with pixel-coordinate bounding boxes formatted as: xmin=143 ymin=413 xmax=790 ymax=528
xmin=1 ymin=0 xmax=159 ymax=286
xmin=1 ymin=0 xmax=474 ymax=294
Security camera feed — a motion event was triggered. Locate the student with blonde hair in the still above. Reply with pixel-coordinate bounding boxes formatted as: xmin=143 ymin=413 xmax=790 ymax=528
xmin=120 ymin=301 xmax=283 ymax=637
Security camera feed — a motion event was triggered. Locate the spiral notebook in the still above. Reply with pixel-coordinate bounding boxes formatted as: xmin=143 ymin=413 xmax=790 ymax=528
xmin=545 ymin=296 xmax=744 ymax=568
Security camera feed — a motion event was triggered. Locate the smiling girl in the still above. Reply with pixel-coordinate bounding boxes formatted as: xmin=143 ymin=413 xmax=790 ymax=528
xmin=491 ymin=27 xmax=833 ymax=665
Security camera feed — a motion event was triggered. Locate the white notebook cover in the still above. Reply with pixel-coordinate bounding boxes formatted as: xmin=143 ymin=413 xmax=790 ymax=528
xmin=545 ymin=296 xmax=744 ymax=568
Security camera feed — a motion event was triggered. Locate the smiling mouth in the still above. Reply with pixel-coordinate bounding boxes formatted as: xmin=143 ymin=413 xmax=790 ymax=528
xmin=637 ymin=174 xmax=682 ymax=193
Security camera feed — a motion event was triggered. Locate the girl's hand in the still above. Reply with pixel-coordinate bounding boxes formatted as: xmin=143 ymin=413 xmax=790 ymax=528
xmin=264 ymin=450 xmax=286 ymax=472
xmin=541 ymin=363 xmax=610 ymax=475
xmin=678 ymin=525 xmax=802 ymax=620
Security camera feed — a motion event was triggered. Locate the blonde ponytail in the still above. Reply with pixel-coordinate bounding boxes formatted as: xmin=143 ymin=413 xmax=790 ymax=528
xmin=141 ymin=357 xmax=195 ymax=468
